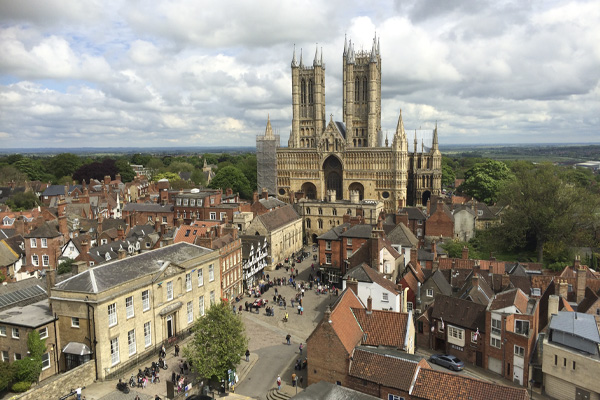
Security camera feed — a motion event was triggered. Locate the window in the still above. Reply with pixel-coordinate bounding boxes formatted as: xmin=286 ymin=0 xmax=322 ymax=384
xmin=416 ymin=229 xmax=422 ymax=237
xmin=110 ymin=337 xmax=120 ymax=365
xmin=39 ymin=327 xmax=48 ymax=339
xmin=210 ymin=212 xmax=216 ymax=220
xmin=166 ymin=281 xmax=173 ymax=301
xmin=183 ymin=199 xmax=188 ymax=206
xmin=71 ymin=317 xmax=80 ymax=328
xmin=199 ymin=296 xmax=205 ymax=316
xmin=426 ymin=289 xmax=434 ymax=297
xmin=32 ymin=255 xmax=39 ymax=266
xmin=326 ymin=241 xmax=331 ymax=250
xmin=12 ymin=327 xmax=19 ymax=339
xmin=326 ymin=254 xmax=331 ymax=264
xmin=318 ymin=208 xmax=323 ymax=215
xmin=176 ymin=198 xmax=182 ymax=205
xmin=148 ymin=216 xmax=153 ymax=222
xmin=0 ymin=326 xmax=5 ymax=336
xmin=554 ymin=355 xmax=557 ymax=365
xmin=318 ymin=219 xmax=323 ymax=229
xmin=388 ymin=395 xmax=405 ymax=400
xmin=142 ymin=290 xmax=150 ymax=311
xmin=382 ymin=293 xmax=389 ymax=302
xmin=477 ymin=210 xmax=483 ymax=216
xmin=306 ymin=218 xmax=311 ymax=228
xmin=573 ymin=361 xmax=576 ymax=370
xmin=210 ymin=198 xmax=214 ymax=204
xmin=128 ymin=329 xmax=136 ymax=355
xmin=126 ymin=296 xmax=134 ymax=319
xmin=514 ymin=345 xmax=524 ymax=357
xmin=531 ymin=288 xmax=541 ymax=296
xmin=190 ymin=199 xmax=195 ymax=206
xmin=306 ymin=207 xmax=311 ymax=215
xmin=108 ymin=303 xmax=117 ymax=327
xmin=563 ymin=357 xmax=566 ymax=367
xmin=491 ymin=337 xmax=501 ymax=348
xmin=347 ymin=238 xmax=352 ymax=246
xmin=438 ymin=321 xmax=444 ymax=332
xmin=162 ymin=216 xmax=167 ymax=223
xmin=186 ymin=273 xmax=192 ymax=292
xmin=187 ymin=301 xmax=193 ymax=324
xmin=220 ymin=212 xmax=227 ymax=220
xmin=1 ymin=351 xmax=8 ymax=362
xmin=41 ymin=238 xmax=48 ymax=248
xmin=417 ymin=220 xmax=423 ymax=225
xmin=14 ymin=353 xmax=21 ymax=360
xmin=210 ymin=290 xmax=215 ymax=305
xmin=333 ymin=208 xmax=337 ymax=216
xmin=101 ymin=238 xmax=108 ymax=245
xmin=208 ymin=264 xmax=214 ymax=282
xmin=198 ymin=268 xmax=204 ymax=286
xmin=448 ymin=326 xmax=463 ymax=340
xmin=515 ymin=320 xmax=529 ymax=336
xmin=30 ymin=238 xmax=37 ymax=248
xmin=42 ymin=255 xmax=49 ymax=266
xmin=407 ymin=302 xmax=413 ymax=311
xmin=144 ymin=322 xmax=151 ymax=347
xmin=491 ymin=317 xmax=501 ymax=335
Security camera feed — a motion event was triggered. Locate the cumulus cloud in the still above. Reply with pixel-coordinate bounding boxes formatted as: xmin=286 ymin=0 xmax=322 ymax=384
xmin=0 ymin=0 xmax=598 ymax=148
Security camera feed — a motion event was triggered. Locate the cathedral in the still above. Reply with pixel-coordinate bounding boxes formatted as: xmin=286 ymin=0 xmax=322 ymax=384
xmin=257 ymin=35 xmax=442 ymax=212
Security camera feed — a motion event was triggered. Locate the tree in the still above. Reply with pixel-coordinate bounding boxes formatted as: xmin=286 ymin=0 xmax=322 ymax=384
xmin=184 ymin=301 xmax=248 ymax=382
xmin=460 ymin=160 xmax=513 ymax=204
xmin=153 ymin=172 xmax=181 ymax=183
xmin=168 ymin=161 xmax=195 ymax=174
xmin=209 ymin=166 xmax=252 ymax=199
xmin=57 ymin=259 xmax=75 ymax=275
xmin=45 ymin=153 xmax=81 ymax=180
xmin=441 ymin=163 xmax=455 ymax=188
xmin=115 ymin=159 xmax=136 ymax=182
xmin=27 ymin=330 xmax=46 ymax=360
xmin=495 ymin=164 xmax=600 ymax=263
xmin=0 ymin=166 xmax=28 ymax=185
xmin=72 ymin=159 xmax=118 ymax=183
xmin=0 ymin=361 xmax=15 ymax=391
xmin=13 ymin=158 xmax=46 ymax=181
xmin=191 ymin=168 xmax=207 ymax=187
xmin=5 ymin=192 xmax=41 ymax=211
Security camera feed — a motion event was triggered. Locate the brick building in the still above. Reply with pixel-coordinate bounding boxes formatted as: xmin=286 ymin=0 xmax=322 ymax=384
xmin=173 ymin=189 xmax=247 ymax=225
xmin=24 ymin=222 xmax=64 ymax=272
xmin=122 ymin=203 xmax=174 ymax=228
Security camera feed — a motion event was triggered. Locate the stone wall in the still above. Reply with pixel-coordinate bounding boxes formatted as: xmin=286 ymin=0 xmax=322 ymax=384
xmin=15 ymin=360 xmax=95 ymax=400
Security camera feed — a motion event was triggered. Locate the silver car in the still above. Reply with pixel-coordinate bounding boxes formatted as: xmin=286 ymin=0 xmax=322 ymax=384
xmin=429 ymin=354 xmax=464 ymax=371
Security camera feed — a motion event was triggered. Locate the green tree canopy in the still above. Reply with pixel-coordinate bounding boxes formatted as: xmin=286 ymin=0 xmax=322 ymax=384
xmin=460 ymin=159 xmax=513 ymax=204
xmin=14 ymin=158 xmax=46 ymax=181
xmin=153 ymin=172 xmax=181 ymax=182
xmin=184 ymin=301 xmax=248 ymax=382
xmin=0 ymin=166 xmax=28 ymax=185
xmin=0 ymin=361 xmax=15 ymax=391
xmin=494 ymin=164 xmax=600 ymax=263
xmin=5 ymin=192 xmax=41 ymax=211
xmin=209 ymin=165 xmax=252 ymax=199
xmin=168 ymin=161 xmax=195 ymax=174
xmin=441 ymin=162 xmax=456 ymax=188
xmin=45 ymin=153 xmax=82 ymax=180
xmin=115 ymin=159 xmax=136 ymax=182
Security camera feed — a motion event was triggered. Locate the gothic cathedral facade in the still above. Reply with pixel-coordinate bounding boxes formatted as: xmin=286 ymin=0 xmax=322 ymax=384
xmin=259 ymin=35 xmax=442 ymax=212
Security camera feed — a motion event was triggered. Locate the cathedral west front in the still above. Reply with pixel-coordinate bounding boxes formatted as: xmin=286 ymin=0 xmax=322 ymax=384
xmin=257 ymin=35 xmax=442 ymax=212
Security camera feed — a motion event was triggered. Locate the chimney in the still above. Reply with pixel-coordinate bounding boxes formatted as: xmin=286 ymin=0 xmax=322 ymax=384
xmin=366 ymin=296 xmax=372 ymax=314
xmin=548 ymin=295 xmax=559 ymax=321
xmin=117 ymin=225 xmax=125 ymax=241
xmin=81 ymin=240 xmax=90 ymax=255
xmin=74 ymin=261 xmax=88 ymax=274
xmin=502 ymin=272 xmax=510 ymax=289
xmin=104 ymin=175 xmax=111 ymax=185
xmin=155 ymin=219 xmax=161 ymax=232
xmin=115 ymin=173 xmax=121 ymax=182
xmin=262 ymin=188 xmax=268 ymax=200
xmin=15 ymin=216 xmax=25 ymax=236
xmin=118 ymin=248 xmax=127 ymax=260
xmin=431 ymin=240 xmax=437 ymax=262
xmin=410 ymin=247 xmax=418 ymax=266
xmin=426 ymin=198 xmax=431 ymax=216
xmin=324 ymin=306 xmax=332 ymax=323
xmin=370 ymin=233 xmax=381 ymax=270
xmin=395 ymin=211 xmax=409 ymax=227
xmin=346 ymin=278 xmax=358 ymax=296
xmin=472 ymin=273 xmax=479 ymax=289
xmin=576 ymin=260 xmax=586 ymax=304
xmin=64 ymin=184 xmax=69 ymax=197
xmin=557 ymin=279 xmax=568 ymax=299
xmin=461 ymin=246 xmax=469 ymax=260
xmin=46 ymin=269 xmax=56 ymax=312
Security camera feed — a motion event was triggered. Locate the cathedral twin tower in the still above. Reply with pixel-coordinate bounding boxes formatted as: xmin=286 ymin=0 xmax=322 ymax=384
xmin=257 ymin=35 xmax=441 ymax=211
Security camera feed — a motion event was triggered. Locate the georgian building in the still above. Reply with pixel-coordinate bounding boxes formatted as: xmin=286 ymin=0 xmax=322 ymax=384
xmin=49 ymin=242 xmax=221 ymax=380
xmin=240 ymin=235 xmax=269 ymax=290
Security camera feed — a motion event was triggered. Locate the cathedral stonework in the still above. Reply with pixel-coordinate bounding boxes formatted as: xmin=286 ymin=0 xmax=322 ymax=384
xmin=258 ymin=35 xmax=442 ymax=211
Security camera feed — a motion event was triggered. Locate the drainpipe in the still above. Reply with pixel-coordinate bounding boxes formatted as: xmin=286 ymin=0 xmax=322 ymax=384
xmin=86 ymin=298 xmax=98 ymax=380
xmin=53 ymin=314 xmax=60 ymax=372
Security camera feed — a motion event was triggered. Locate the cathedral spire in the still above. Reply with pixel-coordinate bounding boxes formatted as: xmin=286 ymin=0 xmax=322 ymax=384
xmin=433 ymin=121 xmax=439 ymax=150
xmin=320 ymin=47 xmax=323 ymax=66
xmin=396 ymin=109 xmax=406 ymax=138
xmin=370 ymin=36 xmax=377 ymax=62
xmin=343 ymin=34 xmax=348 ymax=56
xmin=377 ymin=37 xmax=380 ymax=55
xmin=299 ymin=48 xmax=304 ymax=68
xmin=313 ymin=44 xmax=319 ymax=67
xmin=414 ymin=131 xmax=418 ymax=154
xmin=291 ymin=44 xmax=298 ymax=68
xmin=265 ymin=114 xmax=274 ymax=139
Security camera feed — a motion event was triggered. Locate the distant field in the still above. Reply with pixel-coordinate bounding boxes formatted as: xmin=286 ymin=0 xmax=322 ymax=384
xmin=441 ymin=144 xmax=600 ymax=164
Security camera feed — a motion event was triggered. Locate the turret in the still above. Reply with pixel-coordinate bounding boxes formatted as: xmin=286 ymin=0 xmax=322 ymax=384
xmin=291 ymin=44 xmax=298 ymax=68
xmin=432 ymin=121 xmax=439 ymax=151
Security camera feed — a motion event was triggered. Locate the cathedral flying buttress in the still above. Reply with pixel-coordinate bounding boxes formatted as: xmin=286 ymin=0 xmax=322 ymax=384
xmin=257 ymin=35 xmax=442 ymax=212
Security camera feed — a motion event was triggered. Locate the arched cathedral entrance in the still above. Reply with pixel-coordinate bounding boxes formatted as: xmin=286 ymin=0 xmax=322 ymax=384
xmin=323 ymin=156 xmax=343 ymax=199
xmin=348 ymin=182 xmax=364 ymax=201
xmin=301 ymin=182 xmax=317 ymax=200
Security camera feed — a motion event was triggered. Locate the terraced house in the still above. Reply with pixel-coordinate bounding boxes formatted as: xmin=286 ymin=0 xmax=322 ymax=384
xmin=48 ymin=242 xmax=220 ymax=379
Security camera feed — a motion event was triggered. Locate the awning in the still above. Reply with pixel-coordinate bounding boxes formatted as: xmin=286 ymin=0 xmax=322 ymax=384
xmin=62 ymin=342 xmax=92 ymax=356
xmin=159 ymin=301 xmax=183 ymax=316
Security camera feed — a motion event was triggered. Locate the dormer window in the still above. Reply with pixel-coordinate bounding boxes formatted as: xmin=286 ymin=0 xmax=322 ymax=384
xmin=477 ymin=210 xmax=483 ymax=216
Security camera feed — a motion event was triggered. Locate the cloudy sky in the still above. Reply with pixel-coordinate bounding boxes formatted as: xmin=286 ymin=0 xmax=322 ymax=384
xmin=0 ymin=0 xmax=598 ymax=149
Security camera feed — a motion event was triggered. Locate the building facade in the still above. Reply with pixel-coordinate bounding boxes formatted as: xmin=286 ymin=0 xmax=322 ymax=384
xmin=259 ymin=35 xmax=442 ymax=211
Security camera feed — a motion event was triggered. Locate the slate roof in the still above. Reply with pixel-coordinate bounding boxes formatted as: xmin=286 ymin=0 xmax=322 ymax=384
xmin=386 ymin=222 xmax=418 ymax=248
xmin=577 ymin=287 xmax=599 ymax=313
xmin=349 ymin=347 xmax=427 ymax=391
xmin=457 ymin=272 xmax=494 ymax=305
xmin=257 ymin=205 xmax=300 ymax=231
xmin=411 ymin=368 xmax=529 ymax=400
xmin=42 ymin=185 xmax=81 ymax=197
xmin=352 ymin=308 xmax=409 ymax=348
xmin=0 ymin=299 xmax=55 ymax=328
xmin=123 ymin=203 xmax=174 ymax=213
xmin=344 ymin=263 xmax=399 ymax=294
xmin=427 ymin=270 xmax=453 ymax=296
xmin=257 ymin=197 xmax=286 ymax=210
xmin=340 ymin=224 xmax=376 ymax=239
xmin=317 ymin=223 xmax=350 ymax=241
xmin=54 ymin=242 xmax=213 ymax=294
xmin=549 ymin=311 xmax=600 ymax=344
xmin=431 ymin=294 xmax=487 ymax=331
xmin=399 ymin=207 xmax=426 ymax=220
xmin=24 ymin=222 xmax=61 ymax=238
xmin=290 ymin=380 xmax=379 ymax=400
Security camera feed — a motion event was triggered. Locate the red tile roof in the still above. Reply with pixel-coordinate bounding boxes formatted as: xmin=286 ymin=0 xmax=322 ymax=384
xmin=352 ymin=308 xmax=409 ymax=349
xmin=329 ymin=289 xmax=365 ymax=353
xmin=411 ymin=368 xmax=529 ymax=400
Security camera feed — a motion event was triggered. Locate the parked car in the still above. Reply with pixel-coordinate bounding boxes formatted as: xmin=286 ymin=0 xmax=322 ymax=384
xmin=429 ymin=354 xmax=464 ymax=371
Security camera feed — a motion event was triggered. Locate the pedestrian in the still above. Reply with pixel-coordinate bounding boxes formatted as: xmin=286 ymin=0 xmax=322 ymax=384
xmin=299 ymin=343 xmax=303 ymax=354
xmin=291 ymin=298 xmax=294 ymax=307
xmin=299 ymin=376 xmax=303 ymax=387
xmin=142 ymin=376 xmax=147 ymax=389
xmin=300 ymin=306 xmax=304 ymax=315
xmin=179 ymin=360 xmax=184 ymax=375
xmin=239 ymin=305 xmax=242 ymax=313
xmin=76 ymin=387 xmax=82 ymax=400
xmin=245 ymin=301 xmax=249 ymax=312
xmin=175 ymin=344 xmax=180 ymax=357
xmin=233 ymin=304 xmax=236 ymax=314
xmin=292 ymin=373 xmax=297 ymax=387
xmin=298 ymin=304 xmax=301 ymax=314
xmin=171 ymin=371 xmax=176 ymax=384
xmin=161 ymin=344 xmax=166 ymax=357
xmin=245 ymin=349 xmax=250 ymax=362
xmin=276 ymin=375 xmax=281 ymax=391
xmin=155 ymin=370 xmax=160 ymax=383
xmin=284 ymin=299 xmax=287 ymax=309
xmin=286 ymin=333 xmax=291 ymax=345
xmin=135 ymin=395 xmax=141 ymax=400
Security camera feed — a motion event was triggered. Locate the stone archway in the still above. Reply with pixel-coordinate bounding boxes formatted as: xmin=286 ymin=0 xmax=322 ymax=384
xmin=422 ymin=190 xmax=431 ymax=206
xmin=301 ymin=182 xmax=317 ymax=200
xmin=323 ymin=155 xmax=343 ymax=199
xmin=348 ymin=182 xmax=364 ymax=201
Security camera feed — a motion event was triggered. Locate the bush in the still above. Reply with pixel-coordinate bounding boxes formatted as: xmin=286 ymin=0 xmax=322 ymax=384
xmin=11 ymin=381 xmax=31 ymax=393
xmin=12 ymin=357 xmax=42 ymax=384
